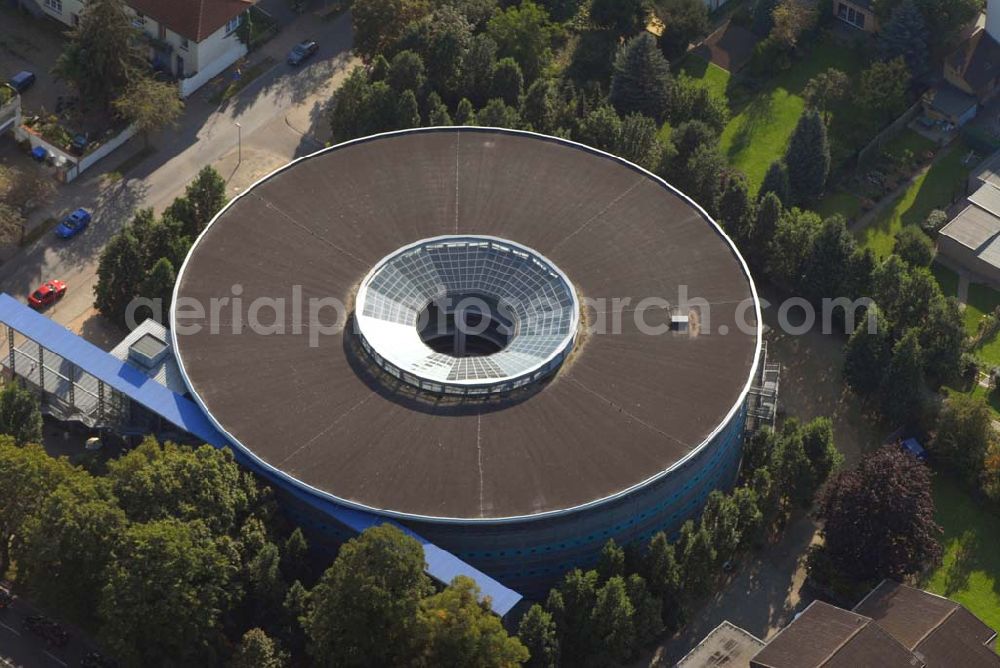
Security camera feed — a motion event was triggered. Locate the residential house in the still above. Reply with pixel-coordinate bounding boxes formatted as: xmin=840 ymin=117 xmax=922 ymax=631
xmin=31 ymin=0 xmax=254 ymax=97
xmin=944 ymin=0 xmax=1000 ymax=106
xmin=923 ymin=0 xmax=999 ymax=126
xmin=833 ymin=0 xmax=878 ymax=33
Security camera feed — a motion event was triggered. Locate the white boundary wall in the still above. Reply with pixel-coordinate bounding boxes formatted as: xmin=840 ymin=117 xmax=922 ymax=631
xmin=14 ymin=123 xmax=136 ymax=183
xmin=178 ymin=41 xmax=248 ymax=98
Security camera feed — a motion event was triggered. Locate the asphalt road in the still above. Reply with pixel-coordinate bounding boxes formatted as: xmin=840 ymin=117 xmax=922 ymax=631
xmin=0 ymin=9 xmax=358 ymax=347
xmin=0 ymin=585 xmax=94 ymax=668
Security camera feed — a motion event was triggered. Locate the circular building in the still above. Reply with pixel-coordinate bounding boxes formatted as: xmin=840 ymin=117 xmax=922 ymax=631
xmin=172 ymin=128 xmax=761 ymax=596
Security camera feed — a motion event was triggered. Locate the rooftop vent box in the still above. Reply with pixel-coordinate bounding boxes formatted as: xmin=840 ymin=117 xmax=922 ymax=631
xmin=129 ymin=333 xmax=169 ymax=368
xmin=671 ymin=314 xmax=690 ymax=332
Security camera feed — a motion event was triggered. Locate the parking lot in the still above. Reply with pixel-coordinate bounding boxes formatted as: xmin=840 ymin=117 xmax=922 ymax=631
xmin=0 ymin=7 xmax=71 ymax=117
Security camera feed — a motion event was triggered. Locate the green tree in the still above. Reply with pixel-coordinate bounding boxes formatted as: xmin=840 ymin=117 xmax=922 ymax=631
xmin=610 ymin=32 xmax=673 ymax=121
xmin=878 ymin=0 xmax=928 ymax=76
xmin=282 ymin=580 xmax=311 ymax=657
xmin=0 ymin=441 xmax=75 ymax=576
xmin=518 ymin=604 xmax=559 ymax=668
xmin=417 ymin=576 xmax=529 ymax=667
xmin=932 ymin=393 xmax=996 ymax=485
xmin=616 ymin=112 xmax=662 ymax=171
xmin=815 ymin=444 xmax=941 ymax=583
xmin=752 ymin=191 xmax=783 ymax=265
xmin=843 ymin=306 xmax=892 ymax=396
xmin=281 ymin=527 xmax=312 ymax=585
xmin=597 ymin=538 xmax=626 ymax=581
xmin=590 ymin=0 xmax=648 ymax=37
xmin=492 ymin=57 xmax=525 ymax=107
xmin=137 ymin=257 xmax=176 ymax=325
xmin=576 ymin=104 xmax=622 ymax=152
xmin=16 ymin=474 xmax=126 ymax=621
xmin=800 ymin=216 xmax=860 ymax=303
xmin=770 ymin=418 xmax=814 ymax=508
xmin=351 ymin=0 xmax=431 ymax=60
xmin=0 ymin=381 xmax=42 ymax=446
xmin=106 ymin=438 xmax=258 ymax=534
xmin=426 ymin=94 xmax=454 ymax=125
xmin=173 ymin=166 xmax=228 ymax=238
xmin=398 ymin=7 xmax=471 ymax=96
xmin=397 ymin=88 xmax=422 ymax=128
xmin=893 ymin=226 xmax=934 ymax=267
xmin=800 ymin=417 xmax=842 ymax=492
xmin=669 ymin=79 xmax=730 ymax=132
xmin=802 ymin=68 xmax=849 ymax=124
xmin=113 ymin=76 xmax=184 ymax=147
xmin=917 ymin=296 xmax=963 ymax=384
xmin=476 ymin=99 xmax=523 ymax=128
xmin=768 ymin=207 xmax=822 ymax=286
xmin=487 ymin=1 xmax=555 ymax=81
xmin=387 ymin=50 xmax=427 ymax=94
xmin=880 ymin=329 xmax=925 ymax=424
xmin=100 ymin=519 xmax=239 ymax=665
xmin=718 ymin=171 xmax=754 ymax=245
xmin=521 ymin=78 xmax=558 ymax=134
xmin=455 ymin=97 xmax=477 ymax=124
xmin=759 ymin=159 xmax=790 ymax=205
xmin=675 ymin=144 xmax=725 ymax=215
xmin=590 ymin=576 xmax=636 ymax=665
xmin=229 ymin=628 xmax=288 ymax=668
xmin=625 ymin=573 xmax=662 ymax=647
xmin=94 ymin=230 xmax=144 ymax=327
xmin=732 ymin=485 xmax=764 ymax=549
xmin=700 ymin=491 xmax=741 ymax=556
xmin=915 ymin=0 xmax=981 ymax=47
xmin=305 ymin=524 xmax=433 ymax=666
xmin=784 ymin=109 xmax=829 ymax=204
xmin=461 ymin=34 xmax=498 ymax=106
xmin=52 ymin=0 xmax=144 ymax=111
xmin=678 ymin=520 xmax=716 ymax=599
xmin=855 ymin=57 xmax=909 ymax=125
xmin=670 ymin=120 xmax=717 ymax=169
xmin=549 ymin=569 xmax=599 ymax=664
xmin=658 ymin=0 xmax=709 ymax=61
xmin=643 ymin=532 xmax=683 ymax=629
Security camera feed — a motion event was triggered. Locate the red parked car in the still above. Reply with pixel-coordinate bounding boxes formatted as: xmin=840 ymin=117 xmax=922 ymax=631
xmin=28 ymin=280 xmax=66 ymax=309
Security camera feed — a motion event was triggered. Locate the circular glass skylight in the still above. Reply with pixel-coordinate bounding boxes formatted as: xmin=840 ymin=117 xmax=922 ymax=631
xmin=355 ymin=235 xmax=579 ymax=395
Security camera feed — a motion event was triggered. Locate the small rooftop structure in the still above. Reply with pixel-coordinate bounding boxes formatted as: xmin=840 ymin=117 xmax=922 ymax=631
xmin=972 ymin=149 xmax=1000 ymax=192
xmin=678 ymin=621 xmax=765 ymax=668
xmin=110 ymin=319 xmax=188 ymax=396
xmin=853 ymin=580 xmax=1000 ymax=667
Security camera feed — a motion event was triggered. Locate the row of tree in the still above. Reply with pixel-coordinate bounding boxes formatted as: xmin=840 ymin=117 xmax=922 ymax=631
xmin=94 ymin=166 xmax=227 ymax=327
xmin=517 ymin=417 xmax=840 ymax=667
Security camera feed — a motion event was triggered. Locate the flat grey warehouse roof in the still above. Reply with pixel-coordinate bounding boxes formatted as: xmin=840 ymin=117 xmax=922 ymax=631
xmin=172 ymin=128 xmax=761 ymax=521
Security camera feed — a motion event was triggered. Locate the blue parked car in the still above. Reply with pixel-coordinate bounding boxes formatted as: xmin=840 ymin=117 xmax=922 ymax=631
xmin=55 ymin=208 xmax=92 ymax=239
xmin=8 ymin=71 xmax=36 ymax=93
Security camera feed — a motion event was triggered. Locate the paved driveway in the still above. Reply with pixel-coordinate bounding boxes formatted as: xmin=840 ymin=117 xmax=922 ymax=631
xmin=0 ymin=7 xmax=71 ymax=116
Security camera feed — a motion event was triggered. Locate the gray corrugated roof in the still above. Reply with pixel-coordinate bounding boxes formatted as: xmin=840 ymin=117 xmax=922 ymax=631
xmin=110 ymin=318 xmax=189 ymax=396
xmin=939 ymin=205 xmax=1000 ymax=252
xmin=679 ymin=621 xmax=764 ymax=668
xmin=925 ymin=83 xmax=978 ymax=118
xmin=970 ymin=184 xmax=1000 ymax=219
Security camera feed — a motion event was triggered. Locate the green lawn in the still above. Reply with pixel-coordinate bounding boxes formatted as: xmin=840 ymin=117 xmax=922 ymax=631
xmin=881 ymin=129 xmax=936 ymax=162
xmin=673 ymin=39 xmax=866 ymax=191
xmin=813 ymin=191 xmax=863 ymax=222
xmin=923 ymin=475 xmax=1000 ymax=640
xmin=855 ymin=144 xmax=971 ymax=258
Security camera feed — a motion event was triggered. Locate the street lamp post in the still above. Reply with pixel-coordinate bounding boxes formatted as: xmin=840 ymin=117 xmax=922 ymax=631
xmin=234 ymin=122 xmax=242 ymax=165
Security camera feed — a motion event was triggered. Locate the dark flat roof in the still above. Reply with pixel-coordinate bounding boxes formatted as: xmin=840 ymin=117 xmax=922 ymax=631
xmin=173 ymin=129 xmax=759 ymax=520
xmin=750 ymin=601 xmax=919 ymax=668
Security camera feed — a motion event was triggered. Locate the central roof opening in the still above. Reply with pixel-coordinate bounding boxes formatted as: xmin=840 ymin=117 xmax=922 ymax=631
xmin=417 ymin=293 xmax=516 ymax=357
xmin=354 ymin=235 xmax=579 ymax=396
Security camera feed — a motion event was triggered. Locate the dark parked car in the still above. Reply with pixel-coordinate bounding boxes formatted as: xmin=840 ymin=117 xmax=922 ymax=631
xmin=287 ymin=40 xmax=318 ymax=65
xmin=8 ymin=70 xmax=36 ymax=93
xmin=23 ymin=615 xmax=69 ymax=647
xmin=56 ymin=208 xmax=92 ymax=239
